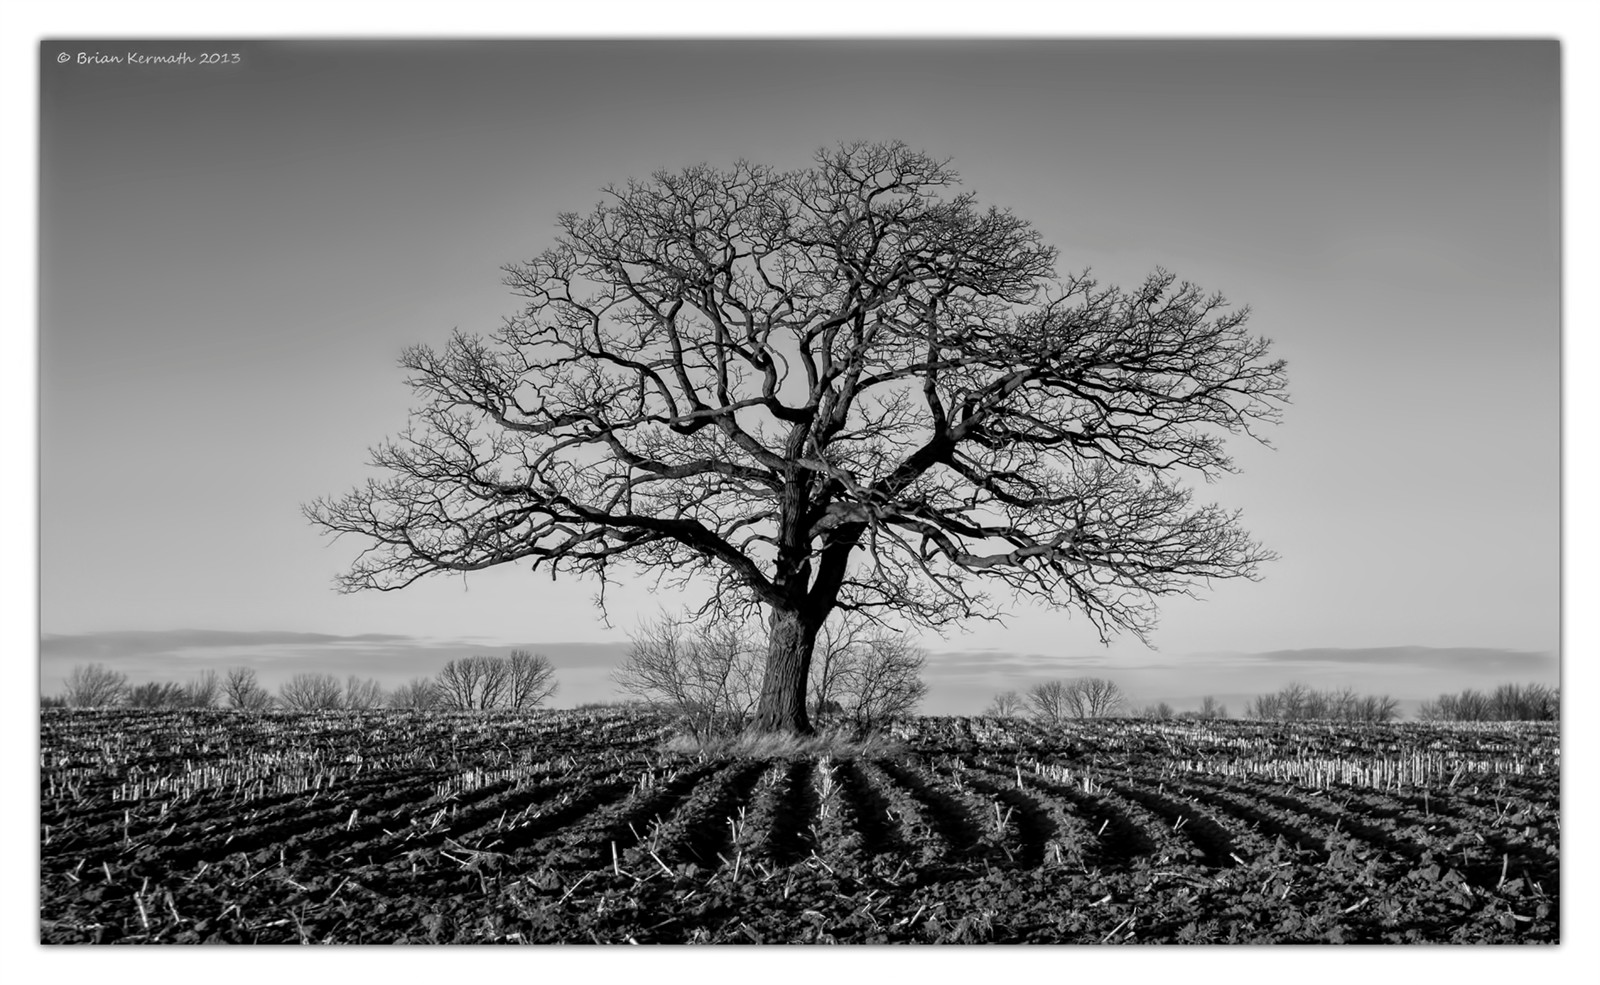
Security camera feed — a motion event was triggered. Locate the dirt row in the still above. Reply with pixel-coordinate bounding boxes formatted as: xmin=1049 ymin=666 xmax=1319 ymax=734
xmin=40 ymin=710 xmax=1559 ymax=943
xmin=42 ymin=755 xmax=1558 ymax=942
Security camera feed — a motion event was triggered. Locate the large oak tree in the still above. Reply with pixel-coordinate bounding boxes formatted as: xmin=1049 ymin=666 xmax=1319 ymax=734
xmin=306 ymin=141 xmax=1289 ymax=734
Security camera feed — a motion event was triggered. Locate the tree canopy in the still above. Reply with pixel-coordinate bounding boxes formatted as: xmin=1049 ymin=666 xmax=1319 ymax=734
xmin=307 ymin=140 xmax=1289 ymax=733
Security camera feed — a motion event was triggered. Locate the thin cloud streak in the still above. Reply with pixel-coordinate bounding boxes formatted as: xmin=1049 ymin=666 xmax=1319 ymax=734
xmin=40 ymin=629 xmax=412 ymax=657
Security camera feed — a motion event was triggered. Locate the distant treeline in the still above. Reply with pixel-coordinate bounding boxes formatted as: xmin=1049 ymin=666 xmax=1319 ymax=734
xmin=44 ymin=660 xmax=1558 ymax=725
xmin=981 ymin=679 xmax=1559 ymax=723
xmin=1416 ymin=682 xmax=1558 ymax=722
xmin=42 ymin=651 xmax=559 ymax=712
xmin=1243 ymin=684 xmax=1399 ymax=723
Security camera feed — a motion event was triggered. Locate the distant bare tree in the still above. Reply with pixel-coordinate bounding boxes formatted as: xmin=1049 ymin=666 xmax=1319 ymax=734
xmin=1490 ymin=682 xmax=1558 ymax=721
xmin=715 ymin=624 xmax=765 ymax=721
xmin=809 ymin=614 xmax=871 ymax=719
xmin=63 ymin=663 xmax=128 ymax=707
xmin=1179 ymin=695 xmax=1229 ymax=720
xmin=1028 ymin=677 xmax=1125 ymax=721
xmin=1026 ymin=680 xmax=1073 ymax=723
xmin=435 ymin=656 xmax=514 ymax=711
xmin=435 ymin=658 xmax=485 ymax=710
xmin=343 ymin=675 xmax=387 ymax=710
xmin=1419 ymin=682 xmax=1556 ymax=722
xmin=613 ymin=612 xmax=764 ymax=737
xmin=984 ymin=690 xmax=1025 ymax=717
xmin=1304 ymin=686 xmax=1392 ymax=721
xmin=1444 ymin=688 xmax=1491 ymax=721
xmin=1283 ymin=682 xmax=1312 ymax=719
xmin=480 ymin=657 xmax=511 ymax=709
xmin=838 ymin=635 xmax=928 ymax=732
xmin=1075 ymin=677 xmax=1126 ymax=718
xmin=1137 ymin=700 xmax=1175 ymax=720
xmin=224 ymin=667 xmax=273 ymax=710
xmin=1353 ymin=694 xmax=1399 ymax=722
xmin=1249 ymin=682 xmax=1310 ymax=721
xmin=126 ymin=681 xmax=188 ymax=709
xmin=183 ymin=670 xmax=221 ymax=708
xmin=1246 ymin=692 xmax=1280 ymax=720
xmin=505 ymin=650 xmax=559 ymax=710
xmin=1250 ymin=683 xmax=1397 ymax=722
xmin=390 ymin=676 xmax=441 ymax=710
xmin=278 ymin=672 xmax=344 ymax=711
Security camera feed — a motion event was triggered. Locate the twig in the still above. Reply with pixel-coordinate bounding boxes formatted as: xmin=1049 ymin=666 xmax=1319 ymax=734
xmin=1101 ymin=915 xmax=1132 ymax=943
xmin=558 ymin=872 xmax=593 ymax=905
xmin=648 ymin=849 xmax=673 ymax=878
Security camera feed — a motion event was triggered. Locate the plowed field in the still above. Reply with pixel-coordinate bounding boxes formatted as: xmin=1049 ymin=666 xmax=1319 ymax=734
xmin=39 ymin=709 xmax=1559 ymax=943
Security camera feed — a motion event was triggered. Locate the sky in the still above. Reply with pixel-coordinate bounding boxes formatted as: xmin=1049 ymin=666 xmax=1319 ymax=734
xmin=33 ymin=38 xmax=1565 ymax=713
xmin=5 ymin=5 xmax=1596 ymax=984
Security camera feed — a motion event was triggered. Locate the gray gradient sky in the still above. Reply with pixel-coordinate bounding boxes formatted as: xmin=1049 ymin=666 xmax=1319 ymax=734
xmin=38 ymin=39 xmax=1561 ymax=710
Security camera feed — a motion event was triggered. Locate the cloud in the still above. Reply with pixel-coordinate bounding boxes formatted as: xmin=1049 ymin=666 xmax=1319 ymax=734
xmin=1234 ymin=646 xmax=1556 ymax=674
xmin=40 ymin=629 xmax=412 ymax=657
xmin=924 ymin=650 xmax=1113 ymax=677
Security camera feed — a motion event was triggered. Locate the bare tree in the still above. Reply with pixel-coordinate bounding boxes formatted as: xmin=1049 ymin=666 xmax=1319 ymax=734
xmin=613 ymin=612 xmax=764 ymax=737
xmin=1197 ymin=695 xmax=1227 ymax=720
xmin=278 ymin=672 xmax=344 ymax=711
xmin=182 ymin=669 xmax=221 ymax=708
xmin=307 ymin=141 xmax=1289 ymax=734
xmin=436 ymin=658 xmax=490 ymax=710
xmin=506 ymin=650 xmax=559 ymax=710
xmin=63 ymin=663 xmax=128 ymax=707
xmin=1074 ymin=677 xmax=1126 ymax=718
xmin=1026 ymin=680 xmax=1073 ymax=723
xmin=1354 ymin=694 xmax=1400 ymax=722
xmin=126 ymin=681 xmax=188 ymax=708
xmin=1446 ymin=688 xmax=1492 ymax=721
xmin=1248 ymin=682 xmax=1310 ymax=721
xmin=1250 ymin=683 xmax=1397 ymax=722
xmin=1419 ymin=683 xmax=1556 ymax=722
xmin=224 ymin=667 xmax=273 ymax=710
xmin=390 ymin=676 xmax=442 ymax=710
xmin=984 ymin=690 xmax=1025 ymax=717
xmin=838 ymin=634 xmax=928 ymax=732
xmin=809 ymin=613 xmax=871 ymax=718
xmin=434 ymin=656 xmax=517 ymax=710
xmin=1137 ymin=701 xmax=1175 ymax=720
xmin=1028 ymin=676 xmax=1124 ymax=721
xmin=1489 ymin=682 xmax=1558 ymax=721
xmin=479 ymin=657 xmax=511 ymax=710
xmin=343 ymin=675 xmax=387 ymax=710
xmin=435 ymin=658 xmax=484 ymax=710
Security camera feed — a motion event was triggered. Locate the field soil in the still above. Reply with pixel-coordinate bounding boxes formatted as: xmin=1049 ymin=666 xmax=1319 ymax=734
xmin=39 ymin=709 xmax=1559 ymax=943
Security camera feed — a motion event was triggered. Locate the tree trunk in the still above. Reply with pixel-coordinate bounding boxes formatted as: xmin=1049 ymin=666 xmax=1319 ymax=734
xmin=750 ymin=606 xmax=818 ymax=735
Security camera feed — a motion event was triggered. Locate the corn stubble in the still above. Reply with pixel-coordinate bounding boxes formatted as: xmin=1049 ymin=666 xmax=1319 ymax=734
xmin=40 ymin=708 xmax=1558 ymax=944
